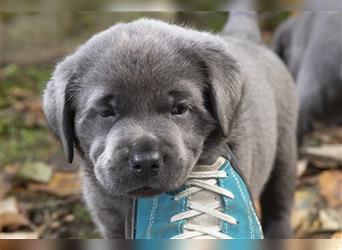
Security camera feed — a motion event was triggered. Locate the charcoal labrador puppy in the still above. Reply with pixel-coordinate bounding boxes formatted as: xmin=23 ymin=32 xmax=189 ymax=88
xmin=43 ymin=13 xmax=298 ymax=238
xmin=272 ymin=6 xmax=342 ymax=142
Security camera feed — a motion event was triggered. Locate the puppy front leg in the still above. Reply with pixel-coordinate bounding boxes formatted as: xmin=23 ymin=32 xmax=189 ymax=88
xmin=89 ymin=199 xmax=125 ymax=238
xmin=82 ymin=175 xmax=128 ymax=239
xmin=260 ymin=129 xmax=297 ymax=238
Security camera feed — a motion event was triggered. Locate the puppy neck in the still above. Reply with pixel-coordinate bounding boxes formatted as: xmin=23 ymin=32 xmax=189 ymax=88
xmin=197 ymin=140 xmax=229 ymax=166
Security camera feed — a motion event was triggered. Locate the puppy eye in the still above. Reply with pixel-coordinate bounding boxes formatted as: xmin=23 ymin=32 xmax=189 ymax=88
xmin=171 ymin=104 xmax=189 ymax=116
xmin=100 ymin=109 xmax=115 ymax=118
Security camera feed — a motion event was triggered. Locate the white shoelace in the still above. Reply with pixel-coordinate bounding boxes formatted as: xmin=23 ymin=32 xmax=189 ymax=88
xmin=170 ymin=169 xmax=237 ymax=239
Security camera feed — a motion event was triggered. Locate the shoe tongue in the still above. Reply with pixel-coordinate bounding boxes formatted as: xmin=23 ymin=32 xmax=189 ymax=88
xmin=185 ymin=156 xmax=227 ymax=238
xmin=193 ymin=156 xmax=226 ymax=172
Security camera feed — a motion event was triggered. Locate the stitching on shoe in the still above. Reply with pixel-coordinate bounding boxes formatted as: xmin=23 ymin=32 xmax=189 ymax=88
xmin=220 ymin=161 xmax=229 ymax=234
xmin=179 ymin=196 xmax=187 ymax=235
xmin=231 ymin=169 xmax=254 ymax=238
xmin=146 ymin=196 xmax=159 ymax=239
xmin=250 ymin=200 xmax=263 ymax=238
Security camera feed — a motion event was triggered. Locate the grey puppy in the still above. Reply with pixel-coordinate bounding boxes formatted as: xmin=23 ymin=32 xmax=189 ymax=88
xmin=272 ymin=7 xmax=342 ymax=142
xmin=43 ymin=13 xmax=298 ymax=238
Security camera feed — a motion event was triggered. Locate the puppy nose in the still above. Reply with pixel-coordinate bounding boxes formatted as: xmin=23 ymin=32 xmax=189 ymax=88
xmin=130 ymin=151 xmax=160 ymax=174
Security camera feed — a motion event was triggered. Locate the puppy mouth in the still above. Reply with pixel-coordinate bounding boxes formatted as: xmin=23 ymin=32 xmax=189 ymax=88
xmin=128 ymin=186 xmax=165 ymax=197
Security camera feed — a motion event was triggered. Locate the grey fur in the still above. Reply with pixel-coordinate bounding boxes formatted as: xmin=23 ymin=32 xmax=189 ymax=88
xmin=223 ymin=0 xmax=261 ymax=43
xmin=272 ymin=11 xmax=342 ymax=141
xmin=43 ymin=17 xmax=298 ymax=238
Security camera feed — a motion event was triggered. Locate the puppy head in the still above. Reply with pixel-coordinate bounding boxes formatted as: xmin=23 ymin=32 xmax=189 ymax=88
xmin=43 ymin=19 xmax=242 ymax=196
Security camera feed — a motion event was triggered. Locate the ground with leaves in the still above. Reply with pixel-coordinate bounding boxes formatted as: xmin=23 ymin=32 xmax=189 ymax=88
xmin=0 ymin=65 xmax=100 ymax=238
xmin=0 ymin=65 xmax=341 ymax=239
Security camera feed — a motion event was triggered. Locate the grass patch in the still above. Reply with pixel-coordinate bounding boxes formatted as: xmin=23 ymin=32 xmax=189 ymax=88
xmin=0 ymin=64 xmax=56 ymax=166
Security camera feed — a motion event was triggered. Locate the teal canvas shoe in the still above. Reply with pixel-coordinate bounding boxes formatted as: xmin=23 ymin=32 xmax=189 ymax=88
xmin=132 ymin=153 xmax=263 ymax=239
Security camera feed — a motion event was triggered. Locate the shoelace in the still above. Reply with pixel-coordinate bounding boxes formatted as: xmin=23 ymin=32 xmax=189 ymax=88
xmin=170 ymin=170 xmax=238 ymax=239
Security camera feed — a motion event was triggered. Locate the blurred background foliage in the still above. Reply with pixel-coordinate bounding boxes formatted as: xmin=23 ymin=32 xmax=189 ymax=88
xmin=0 ymin=0 xmax=320 ymax=11
xmin=0 ymin=65 xmax=52 ymax=166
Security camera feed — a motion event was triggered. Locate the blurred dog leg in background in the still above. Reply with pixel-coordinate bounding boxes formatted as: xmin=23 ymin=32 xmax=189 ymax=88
xmin=272 ymin=8 xmax=342 ymax=144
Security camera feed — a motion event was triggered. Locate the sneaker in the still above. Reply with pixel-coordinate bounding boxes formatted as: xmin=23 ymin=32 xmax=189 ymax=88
xmin=131 ymin=153 xmax=263 ymax=239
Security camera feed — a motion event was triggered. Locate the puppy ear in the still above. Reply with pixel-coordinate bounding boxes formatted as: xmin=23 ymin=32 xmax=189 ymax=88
xmin=61 ymin=87 xmax=75 ymax=163
xmin=43 ymin=57 xmax=76 ymax=163
xmin=180 ymin=39 xmax=243 ymax=138
xmin=203 ymin=48 xmax=242 ymax=137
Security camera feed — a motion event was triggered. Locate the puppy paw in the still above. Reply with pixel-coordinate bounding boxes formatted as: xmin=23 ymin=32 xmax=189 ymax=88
xmin=263 ymin=219 xmax=292 ymax=239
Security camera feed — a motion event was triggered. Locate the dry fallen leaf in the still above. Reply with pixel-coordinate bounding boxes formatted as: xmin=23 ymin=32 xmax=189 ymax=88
xmin=302 ymin=144 xmax=342 ymax=163
xmin=318 ymin=170 xmax=342 ymax=208
xmin=331 ymin=231 xmax=342 ymax=239
xmin=63 ymin=214 xmax=75 ymax=223
xmin=309 ymin=158 xmax=340 ymax=170
xmin=329 ymin=128 xmax=342 ymax=142
xmin=291 ymin=187 xmax=321 ymax=236
xmin=1 ymin=165 xmax=21 ymax=198
xmin=28 ymin=171 xmax=81 ymax=197
xmin=0 ymin=232 xmax=39 ymax=239
xmin=0 ymin=175 xmax=12 ymax=199
xmin=3 ymin=164 xmax=19 ymax=175
xmin=309 ymin=125 xmax=342 ymax=144
xmin=0 ymin=213 xmax=30 ymax=229
xmin=319 ymin=209 xmax=341 ymax=232
xmin=1 ymin=197 xmax=19 ymax=214
xmin=312 ymin=126 xmax=342 ymax=143
xmin=50 ymin=221 xmax=61 ymax=229
xmin=0 ymin=197 xmax=29 ymax=229
xmin=297 ymin=159 xmax=308 ymax=177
